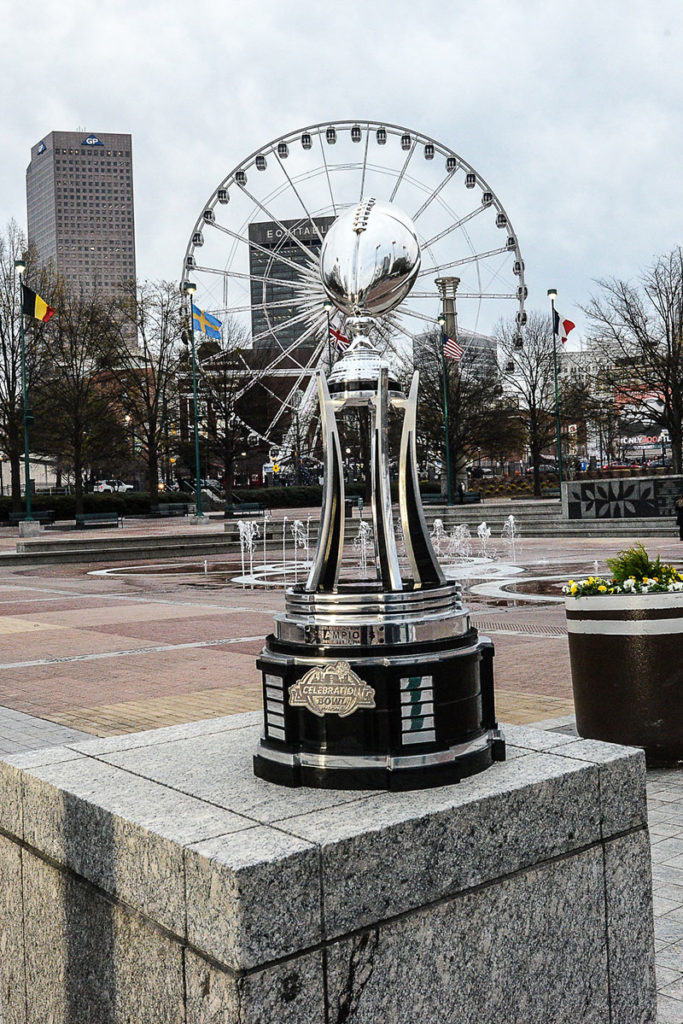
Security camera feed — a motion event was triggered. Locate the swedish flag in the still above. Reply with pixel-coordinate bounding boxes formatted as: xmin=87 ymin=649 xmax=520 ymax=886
xmin=192 ymin=304 xmax=222 ymax=339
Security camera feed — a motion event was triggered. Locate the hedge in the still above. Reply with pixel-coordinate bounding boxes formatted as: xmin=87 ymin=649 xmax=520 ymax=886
xmin=0 ymin=491 xmax=193 ymax=523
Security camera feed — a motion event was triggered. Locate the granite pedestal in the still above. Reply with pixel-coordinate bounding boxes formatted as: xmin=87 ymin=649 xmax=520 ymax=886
xmin=0 ymin=715 xmax=656 ymax=1023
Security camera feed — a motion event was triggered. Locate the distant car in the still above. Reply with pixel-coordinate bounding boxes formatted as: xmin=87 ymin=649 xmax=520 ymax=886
xmin=94 ymin=479 xmax=134 ymax=493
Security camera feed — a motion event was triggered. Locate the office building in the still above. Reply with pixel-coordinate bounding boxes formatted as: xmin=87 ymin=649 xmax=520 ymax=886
xmin=26 ymin=130 xmax=136 ymax=297
xmin=248 ymin=216 xmax=334 ymax=352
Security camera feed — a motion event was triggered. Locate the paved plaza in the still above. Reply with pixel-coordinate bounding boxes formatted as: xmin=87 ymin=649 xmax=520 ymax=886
xmin=0 ymin=519 xmax=681 ymax=1020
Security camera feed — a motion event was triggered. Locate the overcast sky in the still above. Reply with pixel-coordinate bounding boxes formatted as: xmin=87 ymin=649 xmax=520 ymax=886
xmin=2 ymin=0 xmax=681 ymax=345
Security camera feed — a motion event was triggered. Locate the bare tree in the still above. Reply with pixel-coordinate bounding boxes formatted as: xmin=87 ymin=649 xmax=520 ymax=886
xmin=496 ymin=312 xmax=561 ymax=496
xmin=0 ymin=222 xmax=51 ymax=511
xmin=193 ymin=317 xmax=253 ymax=491
xmin=112 ymin=280 xmax=184 ymax=496
xmin=415 ymin=332 xmax=505 ymax=492
xmin=583 ymin=248 xmax=683 ymax=473
xmin=31 ymin=285 xmax=122 ymax=513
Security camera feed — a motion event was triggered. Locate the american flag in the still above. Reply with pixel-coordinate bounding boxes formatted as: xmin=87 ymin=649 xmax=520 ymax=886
xmin=329 ymin=325 xmax=350 ymax=352
xmin=443 ymin=335 xmax=464 ymax=362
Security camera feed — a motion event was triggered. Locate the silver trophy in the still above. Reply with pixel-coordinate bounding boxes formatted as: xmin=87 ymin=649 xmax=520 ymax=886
xmin=254 ymin=198 xmax=504 ymax=789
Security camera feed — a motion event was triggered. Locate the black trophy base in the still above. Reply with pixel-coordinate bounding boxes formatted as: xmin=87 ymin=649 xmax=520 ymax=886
xmin=254 ymin=732 xmax=505 ymax=791
xmin=253 ymin=625 xmax=505 ymax=791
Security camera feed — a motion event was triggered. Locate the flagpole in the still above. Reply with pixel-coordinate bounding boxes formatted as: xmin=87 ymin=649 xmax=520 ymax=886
xmin=547 ymin=288 xmax=564 ymax=488
xmin=182 ymin=281 xmax=203 ymax=518
xmin=437 ymin=316 xmax=454 ymax=506
xmin=14 ymin=261 xmax=32 ymax=522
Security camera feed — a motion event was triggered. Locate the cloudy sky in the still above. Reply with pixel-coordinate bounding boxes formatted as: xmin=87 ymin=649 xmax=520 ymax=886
xmin=2 ymin=0 xmax=681 ymax=344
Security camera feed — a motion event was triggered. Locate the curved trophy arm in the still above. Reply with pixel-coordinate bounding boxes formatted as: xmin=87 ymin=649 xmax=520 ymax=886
xmin=371 ymin=367 xmax=403 ymax=591
xmin=305 ymin=373 xmax=345 ymax=592
xmin=399 ymin=371 xmax=445 ymax=587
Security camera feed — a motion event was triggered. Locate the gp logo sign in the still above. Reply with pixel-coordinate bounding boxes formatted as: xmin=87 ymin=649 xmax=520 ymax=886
xmin=82 ymin=135 xmax=103 ymax=146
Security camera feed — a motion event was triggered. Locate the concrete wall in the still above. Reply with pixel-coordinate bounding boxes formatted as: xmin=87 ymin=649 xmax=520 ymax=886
xmin=562 ymin=474 xmax=683 ymax=519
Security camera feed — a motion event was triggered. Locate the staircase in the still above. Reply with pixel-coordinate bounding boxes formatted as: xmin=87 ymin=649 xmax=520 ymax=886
xmin=418 ymin=499 xmax=677 ymax=539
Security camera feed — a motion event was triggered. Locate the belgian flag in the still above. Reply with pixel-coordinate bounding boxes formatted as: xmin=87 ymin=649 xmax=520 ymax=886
xmin=22 ymin=284 xmax=55 ymax=323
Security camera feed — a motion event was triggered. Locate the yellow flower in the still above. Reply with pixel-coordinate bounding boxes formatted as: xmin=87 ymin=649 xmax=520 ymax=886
xmin=643 ymin=577 xmax=649 ymax=583
xmin=598 ymin=585 xmax=607 ymax=593
xmin=570 ymin=584 xmax=578 ymax=595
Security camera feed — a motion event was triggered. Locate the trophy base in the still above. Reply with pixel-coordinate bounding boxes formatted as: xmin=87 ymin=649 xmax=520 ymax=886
xmin=254 ymin=730 xmax=505 ymax=791
xmin=253 ymin=585 xmax=505 ymax=791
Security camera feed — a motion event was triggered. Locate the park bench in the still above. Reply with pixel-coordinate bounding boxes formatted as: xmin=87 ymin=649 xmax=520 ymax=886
xmin=224 ymin=502 xmax=265 ymax=519
xmin=75 ymin=512 xmax=121 ymax=530
xmin=8 ymin=510 xmax=56 ymax=526
xmin=150 ymin=503 xmax=192 ymax=518
xmin=420 ymin=491 xmax=481 ymax=506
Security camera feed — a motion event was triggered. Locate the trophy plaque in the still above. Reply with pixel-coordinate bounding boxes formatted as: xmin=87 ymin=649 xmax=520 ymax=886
xmin=253 ymin=199 xmax=505 ymax=789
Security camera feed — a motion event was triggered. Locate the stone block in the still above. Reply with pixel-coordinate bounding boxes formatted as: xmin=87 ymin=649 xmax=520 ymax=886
xmin=552 ymin=737 xmax=648 ymax=836
xmin=21 ymin=754 xmax=252 ymax=935
xmin=0 ymin=745 xmax=81 ymax=839
xmin=66 ymin=712 xmax=255 ymax=756
xmin=0 ymin=835 xmax=26 ymax=1024
xmin=604 ymin=830 xmax=658 ymax=1023
xmin=325 ymin=848 xmax=609 ymax=1024
xmin=502 ymin=723 xmax=581 ymax=751
xmin=0 ymin=713 xmax=656 ymax=1023
xmin=279 ymin=751 xmax=601 ymax=938
xmin=184 ymin=948 xmax=325 ymax=1024
xmin=185 ymin=825 xmax=321 ymax=970
xmin=21 ymin=849 xmax=185 ymax=1023
xmin=99 ymin=723 xmax=367 ymax=823
xmin=17 ymin=520 xmax=41 ymax=539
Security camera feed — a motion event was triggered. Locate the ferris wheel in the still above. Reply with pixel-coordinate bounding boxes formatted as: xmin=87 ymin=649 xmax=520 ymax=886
xmin=181 ymin=120 xmax=526 ymax=453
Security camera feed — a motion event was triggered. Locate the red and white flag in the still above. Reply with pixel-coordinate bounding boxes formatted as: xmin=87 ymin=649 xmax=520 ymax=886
xmin=553 ymin=309 xmax=576 ymax=345
xmin=329 ymin=325 xmax=350 ymax=352
xmin=443 ymin=335 xmax=464 ymax=362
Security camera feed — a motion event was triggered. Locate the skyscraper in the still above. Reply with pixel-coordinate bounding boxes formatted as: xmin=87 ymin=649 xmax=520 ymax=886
xmin=248 ymin=216 xmax=334 ymax=352
xmin=26 ymin=130 xmax=136 ymax=297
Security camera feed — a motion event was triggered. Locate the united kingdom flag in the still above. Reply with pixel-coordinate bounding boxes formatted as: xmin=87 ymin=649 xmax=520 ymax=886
xmin=329 ymin=325 xmax=350 ymax=352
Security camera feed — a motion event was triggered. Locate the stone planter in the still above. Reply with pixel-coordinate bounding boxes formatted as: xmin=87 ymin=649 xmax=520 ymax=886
xmin=566 ymin=592 xmax=683 ymax=765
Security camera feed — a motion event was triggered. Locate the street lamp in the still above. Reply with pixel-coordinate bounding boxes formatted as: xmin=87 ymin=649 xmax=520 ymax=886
xmin=123 ymin=413 xmax=135 ymax=459
xmin=14 ymin=258 xmax=32 ymax=521
xmin=291 ymin=390 xmax=302 ymax=484
xmin=437 ymin=313 xmax=454 ymax=505
xmin=323 ymin=301 xmax=334 ymax=368
xmin=182 ymin=280 xmax=203 ymax=517
xmin=547 ymin=288 xmax=564 ymax=488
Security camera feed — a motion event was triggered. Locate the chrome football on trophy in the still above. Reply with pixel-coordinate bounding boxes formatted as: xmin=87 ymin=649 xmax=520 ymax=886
xmin=253 ymin=198 xmax=505 ymax=789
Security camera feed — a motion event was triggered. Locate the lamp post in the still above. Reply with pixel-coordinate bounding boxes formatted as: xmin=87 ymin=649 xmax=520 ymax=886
xmin=14 ymin=259 xmax=32 ymax=521
xmin=182 ymin=281 xmax=203 ymax=517
xmin=437 ymin=313 xmax=454 ymax=506
xmin=547 ymin=288 xmax=564 ymax=487
xmin=323 ymin=301 xmax=334 ymax=369
xmin=291 ymin=391 xmax=302 ymax=485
